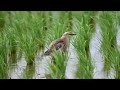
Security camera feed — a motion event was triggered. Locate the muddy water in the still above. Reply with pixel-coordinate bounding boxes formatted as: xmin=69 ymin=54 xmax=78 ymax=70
xmin=65 ymin=17 xmax=79 ymax=79
xmin=65 ymin=43 xmax=78 ymax=79
xmin=8 ymin=51 xmax=51 ymax=79
xmin=90 ymin=22 xmax=116 ymax=79
xmin=33 ymin=50 xmax=51 ymax=79
xmin=117 ymin=26 xmax=120 ymax=50
xmin=8 ymin=56 xmax=27 ymax=79
xmin=89 ymin=22 xmax=105 ymax=79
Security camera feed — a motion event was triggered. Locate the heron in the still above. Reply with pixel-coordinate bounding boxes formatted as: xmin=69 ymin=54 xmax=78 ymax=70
xmin=44 ymin=32 xmax=76 ymax=56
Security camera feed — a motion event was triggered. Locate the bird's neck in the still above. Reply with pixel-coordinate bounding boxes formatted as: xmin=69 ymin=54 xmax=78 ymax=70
xmin=60 ymin=36 xmax=69 ymax=42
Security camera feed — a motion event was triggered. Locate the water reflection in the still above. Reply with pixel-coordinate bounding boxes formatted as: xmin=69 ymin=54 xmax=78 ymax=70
xmin=8 ymin=56 xmax=27 ymax=79
xmin=90 ymin=22 xmax=105 ymax=79
xmin=33 ymin=49 xmax=51 ymax=79
xmin=117 ymin=26 xmax=120 ymax=50
xmin=90 ymin=22 xmax=116 ymax=79
xmin=65 ymin=43 xmax=78 ymax=79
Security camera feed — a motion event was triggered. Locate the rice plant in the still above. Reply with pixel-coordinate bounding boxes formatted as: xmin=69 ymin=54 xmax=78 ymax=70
xmin=0 ymin=11 xmax=5 ymax=31
xmin=4 ymin=11 xmax=45 ymax=65
xmin=0 ymin=12 xmax=9 ymax=78
xmin=111 ymin=12 xmax=120 ymax=78
xmin=0 ymin=11 xmax=120 ymax=79
xmin=22 ymin=64 xmax=35 ymax=79
xmin=0 ymin=11 xmax=46 ymax=78
xmin=46 ymin=11 xmax=73 ymax=45
xmin=73 ymin=11 xmax=96 ymax=79
xmin=98 ymin=11 xmax=117 ymax=75
xmin=46 ymin=11 xmax=73 ymax=78
xmin=0 ymin=32 xmax=8 ymax=79
xmin=49 ymin=51 xmax=68 ymax=79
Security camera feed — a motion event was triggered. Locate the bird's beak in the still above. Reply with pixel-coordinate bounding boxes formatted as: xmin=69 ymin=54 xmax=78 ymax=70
xmin=69 ymin=33 xmax=76 ymax=35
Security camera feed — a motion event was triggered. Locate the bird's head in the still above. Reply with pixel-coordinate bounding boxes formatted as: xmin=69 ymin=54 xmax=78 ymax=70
xmin=62 ymin=32 xmax=76 ymax=37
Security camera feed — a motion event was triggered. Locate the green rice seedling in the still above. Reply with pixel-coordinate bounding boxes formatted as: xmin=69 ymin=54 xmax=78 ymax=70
xmin=0 ymin=11 xmax=6 ymax=31
xmin=109 ymin=47 xmax=120 ymax=79
xmin=59 ymin=11 xmax=73 ymax=32
xmin=7 ymin=12 xmax=25 ymax=61
xmin=46 ymin=11 xmax=73 ymax=49
xmin=0 ymin=32 xmax=9 ymax=79
xmin=73 ymin=31 xmax=93 ymax=78
xmin=117 ymin=12 xmax=120 ymax=26
xmin=73 ymin=11 xmax=96 ymax=79
xmin=15 ymin=12 xmax=44 ymax=48
xmin=4 ymin=11 xmax=45 ymax=65
xmin=45 ymin=12 xmax=72 ymax=79
xmin=0 ymin=56 xmax=8 ymax=79
xmin=49 ymin=50 xmax=68 ymax=79
xmin=6 ymin=28 xmax=17 ymax=64
xmin=3 ymin=12 xmax=20 ymax=61
xmin=20 ymin=32 xmax=38 ymax=65
xmin=1 ymin=11 xmax=112 ymax=79
xmin=98 ymin=11 xmax=117 ymax=75
xmin=0 ymin=12 xmax=12 ymax=78
xmin=45 ymin=12 xmax=72 ymax=46
xmin=73 ymin=11 xmax=96 ymax=54
xmin=22 ymin=64 xmax=35 ymax=79
xmin=41 ymin=11 xmax=53 ymax=31
xmin=66 ymin=11 xmax=73 ymax=31
xmin=110 ymin=12 xmax=120 ymax=78
xmin=21 ymin=12 xmax=45 ymax=65
xmin=0 ymin=11 xmax=52 ymax=78
xmin=41 ymin=11 xmax=48 ymax=31
xmin=48 ymin=11 xmax=53 ymax=27
xmin=31 ymin=12 xmax=46 ymax=49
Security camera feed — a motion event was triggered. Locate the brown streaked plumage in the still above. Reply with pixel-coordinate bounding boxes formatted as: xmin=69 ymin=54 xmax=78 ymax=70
xmin=44 ymin=32 xmax=76 ymax=56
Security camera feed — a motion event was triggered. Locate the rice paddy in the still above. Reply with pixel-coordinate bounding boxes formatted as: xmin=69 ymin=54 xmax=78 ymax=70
xmin=0 ymin=11 xmax=120 ymax=79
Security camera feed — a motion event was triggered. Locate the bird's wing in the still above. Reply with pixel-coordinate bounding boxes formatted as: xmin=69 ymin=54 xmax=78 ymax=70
xmin=44 ymin=39 xmax=64 ymax=56
xmin=55 ymin=42 xmax=63 ymax=50
xmin=48 ymin=39 xmax=64 ymax=51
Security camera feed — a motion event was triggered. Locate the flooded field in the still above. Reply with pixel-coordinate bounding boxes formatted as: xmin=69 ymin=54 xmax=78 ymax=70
xmin=0 ymin=11 xmax=120 ymax=79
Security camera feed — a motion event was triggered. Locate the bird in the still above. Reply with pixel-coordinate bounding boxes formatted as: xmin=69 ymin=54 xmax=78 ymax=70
xmin=43 ymin=32 xmax=76 ymax=56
